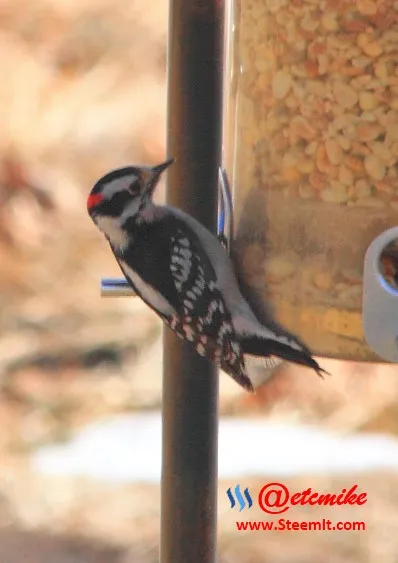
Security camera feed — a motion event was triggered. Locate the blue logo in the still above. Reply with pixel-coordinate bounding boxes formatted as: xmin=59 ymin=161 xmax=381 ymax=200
xmin=227 ymin=485 xmax=253 ymax=511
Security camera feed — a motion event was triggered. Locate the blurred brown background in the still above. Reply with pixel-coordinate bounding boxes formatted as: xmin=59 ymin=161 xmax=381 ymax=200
xmin=1 ymin=0 xmax=398 ymax=562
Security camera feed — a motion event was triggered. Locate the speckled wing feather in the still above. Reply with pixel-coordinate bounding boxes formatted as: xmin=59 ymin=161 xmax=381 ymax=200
xmin=112 ymin=214 xmax=253 ymax=391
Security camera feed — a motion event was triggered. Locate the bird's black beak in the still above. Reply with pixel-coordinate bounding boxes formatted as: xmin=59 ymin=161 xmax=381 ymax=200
xmin=143 ymin=158 xmax=175 ymax=199
xmin=151 ymin=158 xmax=175 ymax=176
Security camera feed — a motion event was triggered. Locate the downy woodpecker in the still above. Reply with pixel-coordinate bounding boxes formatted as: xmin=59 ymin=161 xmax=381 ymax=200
xmin=87 ymin=159 xmax=326 ymax=391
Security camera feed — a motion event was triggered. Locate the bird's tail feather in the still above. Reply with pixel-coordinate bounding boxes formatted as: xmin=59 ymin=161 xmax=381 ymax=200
xmin=240 ymin=334 xmax=328 ymax=377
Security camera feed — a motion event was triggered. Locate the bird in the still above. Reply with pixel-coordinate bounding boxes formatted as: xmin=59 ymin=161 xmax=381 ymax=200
xmin=87 ymin=158 xmax=326 ymax=392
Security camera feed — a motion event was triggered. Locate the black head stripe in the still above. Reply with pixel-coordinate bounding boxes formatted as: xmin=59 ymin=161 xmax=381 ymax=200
xmin=98 ymin=190 xmax=133 ymax=217
xmin=91 ymin=166 xmax=142 ymax=194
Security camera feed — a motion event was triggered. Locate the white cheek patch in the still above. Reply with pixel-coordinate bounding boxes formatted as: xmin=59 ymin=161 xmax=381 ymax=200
xmin=95 ymin=216 xmax=129 ymax=249
xmin=119 ymin=261 xmax=176 ymax=317
xmin=120 ymin=199 xmax=142 ymax=224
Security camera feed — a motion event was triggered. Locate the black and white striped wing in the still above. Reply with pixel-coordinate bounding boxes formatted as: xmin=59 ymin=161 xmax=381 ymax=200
xmin=112 ymin=215 xmax=252 ymax=390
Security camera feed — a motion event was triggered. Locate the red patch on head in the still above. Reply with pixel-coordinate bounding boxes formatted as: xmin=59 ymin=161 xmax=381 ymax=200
xmin=87 ymin=193 xmax=104 ymax=210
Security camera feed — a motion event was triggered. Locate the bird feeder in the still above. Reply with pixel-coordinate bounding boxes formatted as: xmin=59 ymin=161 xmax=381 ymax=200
xmin=99 ymin=2 xmax=398 ymax=562
xmin=224 ymin=0 xmax=398 ymax=363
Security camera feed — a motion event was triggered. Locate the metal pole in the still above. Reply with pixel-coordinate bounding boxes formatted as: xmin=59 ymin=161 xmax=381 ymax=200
xmin=161 ymin=0 xmax=224 ymax=562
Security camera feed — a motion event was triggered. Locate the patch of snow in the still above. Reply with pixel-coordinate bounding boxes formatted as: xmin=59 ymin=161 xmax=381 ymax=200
xmin=31 ymin=413 xmax=398 ymax=483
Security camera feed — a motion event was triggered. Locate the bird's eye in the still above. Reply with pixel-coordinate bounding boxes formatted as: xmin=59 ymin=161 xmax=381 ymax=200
xmin=129 ymin=180 xmax=141 ymax=195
